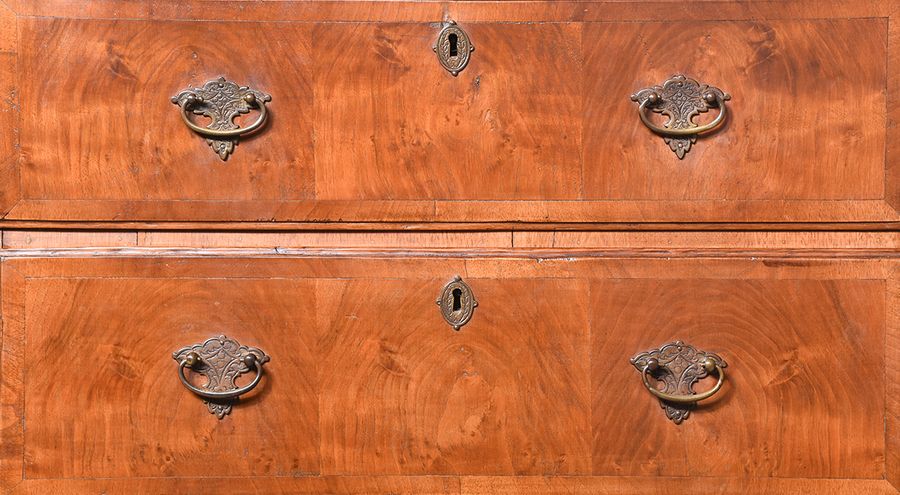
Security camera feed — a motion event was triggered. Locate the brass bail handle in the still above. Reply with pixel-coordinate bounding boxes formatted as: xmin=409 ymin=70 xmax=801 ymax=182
xmin=641 ymin=356 xmax=725 ymax=403
xmin=177 ymin=92 xmax=269 ymax=139
xmin=171 ymin=77 xmax=272 ymax=160
xmin=177 ymin=351 xmax=265 ymax=400
xmin=637 ymin=90 xmax=728 ymax=137
xmin=630 ymin=74 xmax=730 ymax=159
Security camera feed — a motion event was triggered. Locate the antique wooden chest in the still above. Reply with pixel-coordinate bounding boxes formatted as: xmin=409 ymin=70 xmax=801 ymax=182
xmin=0 ymin=1 xmax=897 ymax=494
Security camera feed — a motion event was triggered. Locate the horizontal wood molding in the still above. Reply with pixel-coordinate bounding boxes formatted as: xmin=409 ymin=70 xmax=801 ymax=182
xmin=4 ymin=1 xmax=895 ymax=22
xmin=7 ymin=476 xmax=896 ymax=495
xmin=1 ymin=230 xmax=896 ymax=252
xmin=5 ymin=200 xmax=898 ymax=225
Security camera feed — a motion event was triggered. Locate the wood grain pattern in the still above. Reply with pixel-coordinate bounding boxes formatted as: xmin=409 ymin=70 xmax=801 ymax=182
xmin=584 ymin=19 xmax=886 ymax=201
xmin=1 ymin=230 xmax=893 ymax=251
xmin=318 ymin=277 xmax=592 ymax=475
xmin=0 ymin=262 xmax=26 ymax=490
xmin=10 ymin=476 xmax=459 ymax=495
xmin=6 ymin=476 xmax=897 ymax=495
xmin=887 ymin=0 xmax=900 ymax=213
xmin=314 ymin=22 xmax=581 ymax=200
xmin=2 ymin=231 xmax=138 ymax=248
xmin=6 ymin=199 xmax=898 ymax=224
xmin=4 ymin=1 xmax=893 ymax=22
xmin=888 ymin=265 xmax=899 ymax=490
xmin=459 ymin=476 xmax=899 ymax=495
xmin=18 ymin=18 xmax=315 ymax=202
xmin=0 ymin=255 xmax=893 ymax=491
xmin=591 ymin=279 xmax=885 ymax=478
xmin=512 ymin=231 xmax=900 ymax=250
xmin=136 ymin=231 xmax=513 ymax=248
xmin=21 ymin=277 xmax=319 ymax=479
xmin=0 ymin=0 xmax=17 ymax=218
xmin=3 ymin=3 xmax=897 ymax=224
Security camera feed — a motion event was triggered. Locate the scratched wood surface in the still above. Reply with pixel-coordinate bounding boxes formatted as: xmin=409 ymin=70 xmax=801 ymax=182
xmin=0 ymin=255 xmax=894 ymax=492
xmin=2 ymin=1 xmax=897 ymax=223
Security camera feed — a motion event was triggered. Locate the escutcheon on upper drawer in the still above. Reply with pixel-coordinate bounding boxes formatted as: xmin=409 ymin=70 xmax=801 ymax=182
xmin=2 ymin=2 xmax=898 ymax=223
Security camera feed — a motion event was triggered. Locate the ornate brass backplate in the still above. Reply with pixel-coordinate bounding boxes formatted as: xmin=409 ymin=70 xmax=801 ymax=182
xmin=433 ymin=21 xmax=474 ymax=76
xmin=436 ymin=276 xmax=477 ymax=330
xmin=631 ymin=74 xmax=731 ymax=159
xmin=171 ymin=77 xmax=272 ymax=160
xmin=173 ymin=335 xmax=270 ymax=419
xmin=630 ymin=341 xmax=727 ymax=424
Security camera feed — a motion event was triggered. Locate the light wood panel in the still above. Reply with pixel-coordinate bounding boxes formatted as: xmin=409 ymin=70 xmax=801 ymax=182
xmin=10 ymin=477 xmax=460 ymax=495
xmin=2 ymin=231 xmax=138 ymax=248
xmin=136 ymin=231 xmax=512 ymax=248
xmin=318 ymin=277 xmax=592 ymax=475
xmin=18 ymin=18 xmax=315 ymax=202
xmin=314 ymin=22 xmax=581 ymax=200
xmin=3 ymin=1 xmax=893 ymax=22
xmin=459 ymin=476 xmax=898 ymax=495
xmin=584 ymin=19 xmax=886 ymax=201
xmin=0 ymin=0 xmax=17 ymax=218
xmin=591 ymin=279 xmax=885 ymax=477
xmin=19 ymin=276 xmax=319 ymax=479
xmin=888 ymin=266 xmax=900 ymax=489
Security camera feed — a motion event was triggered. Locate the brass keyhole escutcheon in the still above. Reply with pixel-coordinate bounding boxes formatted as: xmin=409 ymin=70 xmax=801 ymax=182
xmin=433 ymin=21 xmax=474 ymax=76
xmin=436 ymin=276 xmax=477 ymax=330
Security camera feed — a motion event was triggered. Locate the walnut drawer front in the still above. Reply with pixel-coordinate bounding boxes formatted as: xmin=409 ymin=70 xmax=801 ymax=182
xmin=2 ymin=1 xmax=898 ymax=224
xmin=0 ymin=255 xmax=894 ymax=493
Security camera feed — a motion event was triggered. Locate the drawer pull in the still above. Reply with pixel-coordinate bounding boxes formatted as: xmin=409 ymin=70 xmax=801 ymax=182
xmin=434 ymin=21 xmax=474 ymax=76
xmin=171 ymin=77 xmax=272 ymax=160
xmin=172 ymin=335 xmax=270 ymax=419
xmin=436 ymin=275 xmax=477 ymax=330
xmin=631 ymin=74 xmax=730 ymax=159
xmin=630 ymin=341 xmax=727 ymax=424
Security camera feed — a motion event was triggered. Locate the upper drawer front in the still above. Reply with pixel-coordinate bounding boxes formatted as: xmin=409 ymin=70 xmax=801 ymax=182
xmin=1 ymin=255 xmax=893 ymax=491
xmin=4 ymin=3 xmax=898 ymax=223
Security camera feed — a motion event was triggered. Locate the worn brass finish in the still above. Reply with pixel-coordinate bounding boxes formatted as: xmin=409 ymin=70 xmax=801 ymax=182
xmin=173 ymin=335 xmax=270 ymax=419
xmin=436 ymin=275 xmax=477 ymax=330
xmin=631 ymin=74 xmax=731 ymax=159
xmin=433 ymin=21 xmax=474 ymax=76
xmin=171 ymin=77 xmax=272 ymax=160
xmin=630 ymin=341 xmax=727 ymax=424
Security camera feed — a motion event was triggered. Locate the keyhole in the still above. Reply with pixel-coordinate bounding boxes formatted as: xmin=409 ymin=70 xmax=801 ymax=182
xmin=449 ymin=33 xmax=458 ymax=57
xmin=452 ymin=288 xmax=462 ymax=311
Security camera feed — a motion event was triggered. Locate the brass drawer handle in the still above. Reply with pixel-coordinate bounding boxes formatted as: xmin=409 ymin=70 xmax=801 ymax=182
xmin=173 ymin=335 xmax=270 ymax=419
xmin=631 ymin=74 xmax=730 ymax=159
xmin=631 ymin=341 xmax=727 ymax=424
xmin=171 ymin=77 xmax=272 ymax=160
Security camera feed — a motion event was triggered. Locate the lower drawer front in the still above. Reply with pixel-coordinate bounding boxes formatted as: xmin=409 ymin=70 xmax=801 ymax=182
xmin=0 ymin=256 xmax=892 ymax=489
